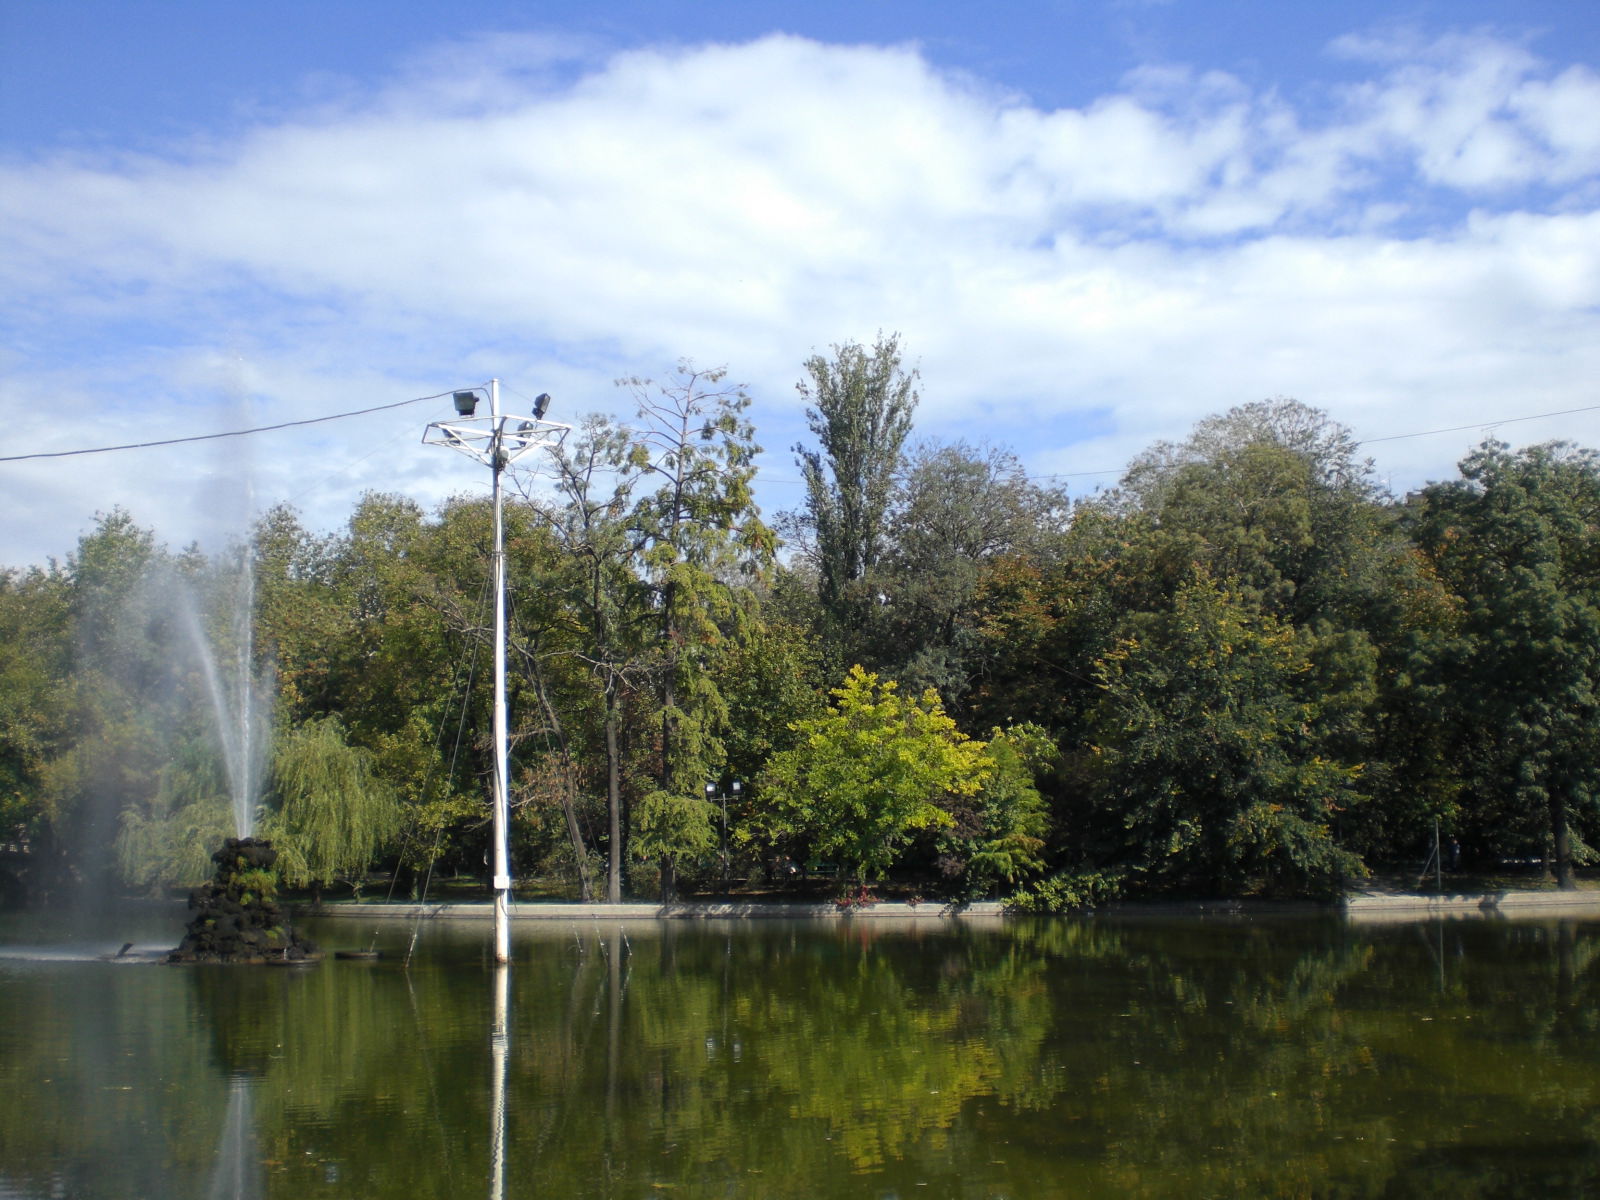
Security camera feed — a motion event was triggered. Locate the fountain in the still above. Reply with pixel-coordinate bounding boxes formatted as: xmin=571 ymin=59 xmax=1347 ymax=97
xmin=165 ymin=554 xmax=315 ymax=963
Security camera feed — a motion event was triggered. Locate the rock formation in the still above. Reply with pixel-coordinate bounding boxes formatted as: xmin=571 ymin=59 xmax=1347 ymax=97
xmin=168 ymin=838 xmax=318 ymax=963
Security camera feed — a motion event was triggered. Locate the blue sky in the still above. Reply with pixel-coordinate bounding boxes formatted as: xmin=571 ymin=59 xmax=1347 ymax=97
xmin=3 ymin=0 xmax=1598 ymax=567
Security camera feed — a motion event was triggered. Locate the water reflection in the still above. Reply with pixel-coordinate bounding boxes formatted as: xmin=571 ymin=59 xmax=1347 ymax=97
xmin=207 ymin=1077 xmax=261 ymax=1200
xmin=0 ymin=915 xmax=1597 ymax=1198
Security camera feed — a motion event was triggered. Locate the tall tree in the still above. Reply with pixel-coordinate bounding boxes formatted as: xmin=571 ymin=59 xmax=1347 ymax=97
xmin=623 ymin=364 xmax=775 ymax=897
xmin=792 ymin=333 xmax=918 ymax=651
xmin=541 ymin=417 xmax=652 ymax=902
xmin=1412 ymin=440 xmax=1600 ymax=887
xmin=0 ymin=565 xmax=72 ymax=867
xmin=1117 ymin=398 xmax=1389 ymax=625
xmin=626 ymin=364 xmax=775 ymax=797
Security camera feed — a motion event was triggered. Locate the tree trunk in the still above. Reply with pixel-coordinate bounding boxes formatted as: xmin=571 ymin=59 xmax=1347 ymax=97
xmin=605 ymin=689 xmax=623 ymax=904
xmin=1552 ymin=792 xmax=1575 ymax=890
xmin=525 ymin=655 xmax=594 ymax=902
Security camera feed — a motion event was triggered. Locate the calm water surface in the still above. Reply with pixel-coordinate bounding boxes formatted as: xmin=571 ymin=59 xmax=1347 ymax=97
xmin=1 ymin=908 xmax=1597 ymax=1199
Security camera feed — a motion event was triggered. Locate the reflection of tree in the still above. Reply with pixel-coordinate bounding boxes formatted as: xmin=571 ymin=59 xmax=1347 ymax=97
xmin=1 ymin=919 xmax=1598 ymax=1198
xmin=0 ymin=960 xmax=228 ymax=1198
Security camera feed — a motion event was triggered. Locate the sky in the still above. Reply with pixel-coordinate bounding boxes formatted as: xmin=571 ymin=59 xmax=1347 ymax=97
xmin=2 ymin=0 xmax=1598 ymax=569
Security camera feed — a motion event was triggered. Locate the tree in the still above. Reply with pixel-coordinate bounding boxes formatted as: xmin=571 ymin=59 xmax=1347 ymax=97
xmin=1412 ymin=440 xmax=1600 ymax=887
xmin=263 ymin=715 xmax=402 ymax=899
xmin=872 ymin=439 xmax=1068 ymax=699
xmin=0 ymin=565 xmax=72 ymax=863
xmin=1117 ymin=398 xmax=1390 ymax=626
xmin=934 ymin=723 xmax=1051 ymax=897
xmin=1085 ymin=574 xmax=1366 ymax=897
xmin=757 ymin=666 xmax=990 ymax=882
xmin=540 ymin=416 xmax=653 ymax=902
xmin=625 ymin=363 xmax=775 ymax=805
xmin=41 ymin=510 xmax=170 ymax=894
xmin=792 ymin=333 xmax=918 ymax=650
xmin=630 ymin=788 xmax=717 ymax=901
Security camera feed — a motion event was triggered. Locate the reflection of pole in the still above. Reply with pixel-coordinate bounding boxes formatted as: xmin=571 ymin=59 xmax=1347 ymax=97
xmin=1434 ymin=817 xmax=1443 ymax=894
xmin=490 ymin=964 xmax=510 ymax=1200
xmin=489 ymin=380 xmax=512 ymax=966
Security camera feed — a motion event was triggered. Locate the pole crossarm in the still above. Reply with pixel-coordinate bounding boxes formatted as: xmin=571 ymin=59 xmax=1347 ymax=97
xmin=423 ymin=415 xmax=571 ymax=467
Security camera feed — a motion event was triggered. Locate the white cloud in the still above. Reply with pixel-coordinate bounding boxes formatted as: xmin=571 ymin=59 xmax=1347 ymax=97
xmin=2 ymin=28 xmax=1598 ymax=566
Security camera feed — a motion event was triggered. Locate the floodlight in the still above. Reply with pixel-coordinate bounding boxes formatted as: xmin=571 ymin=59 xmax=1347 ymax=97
xmin=453 ymin=391 xmax=479 ymax=416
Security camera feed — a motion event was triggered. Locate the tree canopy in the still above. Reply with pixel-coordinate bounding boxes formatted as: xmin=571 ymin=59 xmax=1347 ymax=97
xmin=2 ymin=356 xmax=1596 ymax=908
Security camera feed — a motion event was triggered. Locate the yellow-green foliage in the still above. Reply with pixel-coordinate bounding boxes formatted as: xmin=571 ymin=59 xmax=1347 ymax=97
xmin=758 ymin=665 xmax=991 ymax=880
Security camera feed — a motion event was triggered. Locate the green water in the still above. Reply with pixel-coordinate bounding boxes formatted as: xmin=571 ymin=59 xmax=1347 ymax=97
xmin=1 ymin=910 xmax=1597 ymax=1199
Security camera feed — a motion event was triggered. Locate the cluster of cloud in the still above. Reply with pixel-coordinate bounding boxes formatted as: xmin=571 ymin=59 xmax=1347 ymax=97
xmin=2 ymin=26 xmax=1597 ymax=566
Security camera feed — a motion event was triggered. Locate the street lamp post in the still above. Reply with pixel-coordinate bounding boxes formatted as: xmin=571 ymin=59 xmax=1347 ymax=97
xmin=707 ymin=779 xmax=741 ymax=889
xmin=424 ymin=379 xmax=568 ymax=964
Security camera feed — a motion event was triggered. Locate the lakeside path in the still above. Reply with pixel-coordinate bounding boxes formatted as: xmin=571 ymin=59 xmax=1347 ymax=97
xmin=299 ymin=889 xmax=1600 ymax=924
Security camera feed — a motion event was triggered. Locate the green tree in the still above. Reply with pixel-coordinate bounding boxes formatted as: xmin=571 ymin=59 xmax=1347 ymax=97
xmin=872 ymin=440 xmax=1069 ymax=700
xmin=757 ymin=665 xmax=990 ymax=882
xmin=791 ymin=333 xmax=918 ymax=653
xmin=1412 ymin=440 xmax=1600 ymax=886
xmin=625 ymin=363 xmax=775 ymax=805
xmin=39 ymin=510 xmax=169 ymax=893
xmin=0 ymin=565 xmax=72 ymax=859
xmin=1117 ymin=398 xmax=1393 ymax=626
xmin=113 ymin=732 xmax=233 ymax=894
xmin=542 ymin=416 xmax=653 ymax=902
xmin=263 ymin=715 xmax=402 ymax=898
xmin=1086 ymin=574 xmax=1366 ymax=897
xmin=629 ymin=788 xmax=717 ymax=900
xmin=934 ymin=723 xmax=1051 ymax=896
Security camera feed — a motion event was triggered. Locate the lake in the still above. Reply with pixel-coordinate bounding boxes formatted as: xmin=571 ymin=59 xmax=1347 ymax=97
xmin=1 ymin=907 xmax=1597 ymax=1198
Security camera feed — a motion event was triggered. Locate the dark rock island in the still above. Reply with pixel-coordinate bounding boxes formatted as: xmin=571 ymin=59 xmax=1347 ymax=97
xmin=168 ymin=838 xmax=318 ymax=964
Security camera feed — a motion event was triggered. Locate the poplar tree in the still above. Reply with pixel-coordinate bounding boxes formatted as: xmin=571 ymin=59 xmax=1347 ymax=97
xmin=793 ymin=333 xmax=918 ymax=650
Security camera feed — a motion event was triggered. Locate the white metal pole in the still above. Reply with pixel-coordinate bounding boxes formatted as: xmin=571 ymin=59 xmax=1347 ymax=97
xmin=490 ymin=378 xmax=512 ymax=965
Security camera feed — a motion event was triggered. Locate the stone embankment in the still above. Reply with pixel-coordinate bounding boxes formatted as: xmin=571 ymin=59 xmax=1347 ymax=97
xmin=303 ymin=890 xmax=1600 ymax=923
xmin=306 ymin=899 xmax=1006 ymax=922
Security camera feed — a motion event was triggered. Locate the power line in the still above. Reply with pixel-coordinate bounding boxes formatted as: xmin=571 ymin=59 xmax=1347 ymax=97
xmin=1022 ymin=401 xmax=1600 ymax=484
xmin=1353 ymin=402 xmax=1600 ymax=446
xmin=8 ymin=387 xmax=1596 ymax=485
xmin=0 ymin=389 xmax=464 ymax=463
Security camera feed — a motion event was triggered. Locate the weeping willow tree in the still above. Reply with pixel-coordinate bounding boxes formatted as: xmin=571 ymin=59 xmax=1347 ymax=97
xmin=262 ymin=716 xmax=401 ymax=898
xmin=115 ymin=733 xmax=235 ymax=895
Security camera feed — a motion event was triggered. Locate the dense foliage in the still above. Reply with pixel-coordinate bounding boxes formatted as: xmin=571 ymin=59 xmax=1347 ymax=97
xmin=3 ymin=350 xmax=1597 ymax=906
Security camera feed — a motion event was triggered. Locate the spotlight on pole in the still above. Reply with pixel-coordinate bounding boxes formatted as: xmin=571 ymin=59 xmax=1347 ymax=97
xmin=453 ymin=391 xmax=480 ymax=417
